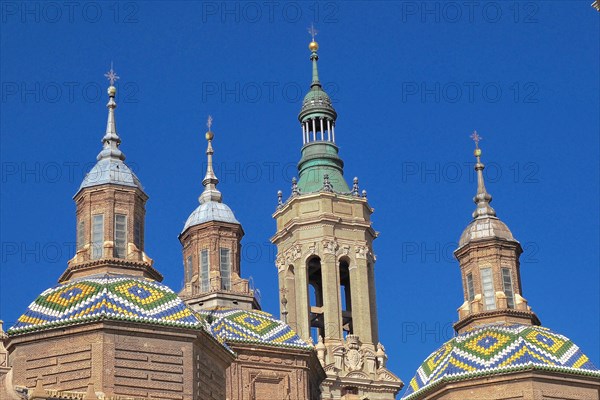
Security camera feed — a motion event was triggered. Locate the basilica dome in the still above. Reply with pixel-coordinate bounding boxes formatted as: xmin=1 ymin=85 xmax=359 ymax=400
xmin=8 ymin=273 xmax=202 ymax=335
xmin=402 ymin=323 xmax=600 ymax=399
xmin=198 ymin=308 xmax=310 ymax=349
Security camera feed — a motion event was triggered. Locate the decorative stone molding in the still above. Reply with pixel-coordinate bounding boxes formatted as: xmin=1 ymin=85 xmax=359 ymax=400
xmin=316 ymin=336 xmax=326 ymax=366
xmin=290 ymin=244 xmax=303 ymax=261
xmin=333 ymin=346 xmax=345 ymax=370
xmin=344 ymin=335 xmax=363 ymax=372
xmin=376 ymin=343 xmax=387 ymax=369
xmin=339 ymin=245 xmax=351 ymax=258
xmin=308 ymin=241 xmax=318 ymax=256
xmin=355 ymin=245 xmax=367 ymax=259
xmin=323 ymin=239 xmax=338 ymax=255
xmin=363 ymin=349 xmax=376 ymax=374
xmin=377 ymin=368 xmax=400 ymax=382
xmin=276 ymin=255 xmax=285 ymax=272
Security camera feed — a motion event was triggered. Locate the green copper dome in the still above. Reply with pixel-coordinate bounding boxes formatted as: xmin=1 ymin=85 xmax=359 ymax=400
xmin=293 ymin=40 xmax=350 ymax=194
xmin=297 ymin=142 xmax=349 ymax=193
xmin=299 ymin=85 xmax=337 ymax=122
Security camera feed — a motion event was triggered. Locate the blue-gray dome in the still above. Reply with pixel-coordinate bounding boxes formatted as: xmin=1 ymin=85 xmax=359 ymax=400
xmin=183 ymin=201 xmax=239 ymax=232
xmin=79 ymin=158 xmax=143 ymax=192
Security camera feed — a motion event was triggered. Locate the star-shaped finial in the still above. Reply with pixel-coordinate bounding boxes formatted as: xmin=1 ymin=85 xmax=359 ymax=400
xmin=470 ymin=130 xmax=482 ymax=148
xmin=308 ymin=23 xmax=318 ymax=41
xmin=280 ymin=287 xmax=289 ymax=296
xmin=104 ymin=62 xmax=119 ymax=86
xmin=207 ymin=115 xmax=213 ymax=130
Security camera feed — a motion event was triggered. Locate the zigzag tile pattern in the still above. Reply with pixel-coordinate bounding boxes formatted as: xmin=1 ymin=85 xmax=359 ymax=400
xmin=9 ymin=274 xmax=202 ymax=335
xmin=403 ymin=323 xmax=600 ymax=399
xmin=198 ymin=308 xmax=310 ymax=349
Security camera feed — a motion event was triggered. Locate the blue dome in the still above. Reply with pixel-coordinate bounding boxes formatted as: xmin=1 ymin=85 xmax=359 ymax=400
xmin=183 ymin=201 xmax=239 ymax=232
xmin=79 ymin=158 xmax=143 ymax=192
xmin=402 ymin=323 xmax=599 ymax=399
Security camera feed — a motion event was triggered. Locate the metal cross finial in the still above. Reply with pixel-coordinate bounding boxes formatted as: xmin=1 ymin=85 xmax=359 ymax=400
xmin=104 ymin=62 xmax=119 ymax=86
xmin=207 ymin=115 xmax=213 ymax=130
xmin=308 ymin=23 xmax=318 ymax=41
xmin=470 ymin=130 xmax=482 ymax=148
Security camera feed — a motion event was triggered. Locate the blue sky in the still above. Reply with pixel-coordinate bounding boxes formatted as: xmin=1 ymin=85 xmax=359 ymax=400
xmin=1 ymin=0 xmax=598 ymax=389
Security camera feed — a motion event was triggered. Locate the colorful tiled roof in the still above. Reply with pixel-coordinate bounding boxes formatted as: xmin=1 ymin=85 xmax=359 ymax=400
xmin=402 ymin=323 xmax=600 ymax=399
xmin=8 ymin=274 xmax=202 ymax=335
xmin=198 ymin=308 xmax=311 ymax=349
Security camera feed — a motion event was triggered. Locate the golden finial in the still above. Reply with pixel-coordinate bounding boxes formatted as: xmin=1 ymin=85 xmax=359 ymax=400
xmin=308 ymin=24 xmax=319 ymax=52
xmin=470 ymin=130 xmax=482 ymax=157
xmin=205 ymin=115 xmax=214 ymax=141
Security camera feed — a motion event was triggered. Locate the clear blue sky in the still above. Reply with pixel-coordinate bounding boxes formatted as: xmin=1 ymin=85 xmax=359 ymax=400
xmin=1 ymin=0 xmax=598 ymax=389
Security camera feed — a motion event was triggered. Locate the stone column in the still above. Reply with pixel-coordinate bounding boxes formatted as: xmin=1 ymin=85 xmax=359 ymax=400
xmin=321 ymin=252 xmax=342 ymax=340
xmin=285 ymin=265 xmax=298 ymax=332
xmin=349 ymin=254 xmax=374 ymax=344
xmin=295 ymin=261 xmax=311 ymax=341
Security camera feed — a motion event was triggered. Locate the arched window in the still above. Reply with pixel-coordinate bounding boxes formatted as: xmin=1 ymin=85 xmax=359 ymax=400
xmin=200 ymin=249 xmax=209 ymax=291
xmin=114 ymin=214 xmax=127 ymax=258
xmin=480 ymin=267 xmax=496 ymax=310
xmin=308 ymin=257 xmax=324 ymax=342
xmin=91 ymin=214 xmax=104 ymax=259
xmin=220 ymin=248 xmax=231 ymax=290
xmin=501 ymin=268 xmax=515 ymax=308
xmin=339 ymin=258 xmax=353 ymax=335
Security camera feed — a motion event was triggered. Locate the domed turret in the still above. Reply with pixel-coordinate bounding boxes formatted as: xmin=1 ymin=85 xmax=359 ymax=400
xmin=401 ymin=132 xmax=600 ymax=399
xmin=453 ymin=132 xmax=538 ymax=333
xmin=65 ymin=65 xmax=157 ymax=281
xmin=182 ymin=116 xmax=239 ymax=231
xmin=179 ymin=117 xmax=258 ymax=311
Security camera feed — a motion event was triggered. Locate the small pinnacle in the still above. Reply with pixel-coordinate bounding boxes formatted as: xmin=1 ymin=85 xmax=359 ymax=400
xmin=352 ymin=177 xmax=359 ymax=196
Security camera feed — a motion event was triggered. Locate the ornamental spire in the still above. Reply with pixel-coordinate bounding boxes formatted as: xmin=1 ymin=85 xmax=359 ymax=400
xmin=308 ymin=24 xmax=321 ymax=88
xmin=199 ymin=115 xmax=223 ymax=204
xmin=97 ymin=63 xmax=125 ymax=161
xmin=470 ymin=131 xmax=496 ymax=219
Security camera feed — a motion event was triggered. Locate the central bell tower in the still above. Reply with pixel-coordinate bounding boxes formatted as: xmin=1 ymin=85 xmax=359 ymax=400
xmin=271 ymin=33 xmax=402 ymax=400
